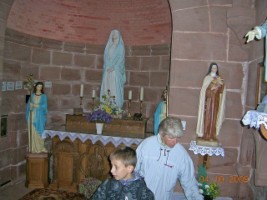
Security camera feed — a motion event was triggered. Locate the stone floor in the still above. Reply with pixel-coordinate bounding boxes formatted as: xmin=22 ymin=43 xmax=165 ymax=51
xmin=0 ymin=180 xmax=33 ymax=200
xmin=0 ymin=180 xmax=233 ymax=200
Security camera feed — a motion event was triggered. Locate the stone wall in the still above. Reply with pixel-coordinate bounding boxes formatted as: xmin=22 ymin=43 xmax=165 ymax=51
xmin=0 ymin=28 xmax=170 ymax=186
xmin=2 ymin=0 xmax=267 ymax=199
xmin=168 ymin=0 xmax=262 ymax=199
xmin=0 ymin=0 xmax=16 ymax=190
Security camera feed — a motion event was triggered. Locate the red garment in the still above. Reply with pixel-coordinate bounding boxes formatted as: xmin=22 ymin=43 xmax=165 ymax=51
xmin=203 ymin=78 xmax=224 ymax=140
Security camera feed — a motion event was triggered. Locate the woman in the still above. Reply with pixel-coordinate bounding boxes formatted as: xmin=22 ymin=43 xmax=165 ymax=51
xmin=100 ymin=29 xmax=126 ymax=108
xmin=196 ymin=63 xmax=226 ymax=141
xmin=26 ymin=82 xmax=48 ymax=153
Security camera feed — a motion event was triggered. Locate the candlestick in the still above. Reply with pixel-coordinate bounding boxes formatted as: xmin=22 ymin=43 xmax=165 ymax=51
xmin=140 ymin=100 xmax=143 ymax=114
xmin=140 ymin=87 xmax=144 ymax=101
xmin=128 ymin=90 xmax=132 ymax=100
xmin=80 ymin=96 xmax=83 ymax=107
xmin=80 ymin=84 xmax=84 ymax=97
xmin=92 ymin=89 xmax=96 ymax=98
xmin=92 ymin=97 xmax=95 ymax=109
xmin=127 ymin=99 xmax=132 ymax=118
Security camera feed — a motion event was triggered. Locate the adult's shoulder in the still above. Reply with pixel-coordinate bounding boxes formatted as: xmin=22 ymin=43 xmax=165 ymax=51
xmin=173 ymin=143 xmax=189 ymax=155
xmin=140 ymin=135 xmax=157 ymax=145
xmin=137 ymin=135 xmax=158 ymax=150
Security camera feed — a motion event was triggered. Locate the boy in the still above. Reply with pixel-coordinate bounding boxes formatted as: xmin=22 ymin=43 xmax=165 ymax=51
xmin=91 ymin=147 xmax=154 ymax=200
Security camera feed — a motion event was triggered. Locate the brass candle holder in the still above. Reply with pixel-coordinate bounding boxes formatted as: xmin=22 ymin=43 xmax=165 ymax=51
xmin=140 ymin=100 xmax=143 ymax=114
xmin=73 ymin=97 xmax=83 ymax=115
xmin=127 ymin=99 xmax=132 ymax=118
xmin=80 ymin=96 xmax=83 ymax=107
xmin=92 ymin=97 xmax=95 ymax=109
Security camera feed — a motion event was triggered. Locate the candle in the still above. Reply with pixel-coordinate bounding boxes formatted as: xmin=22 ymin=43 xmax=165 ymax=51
xmin=92 ymin=89 xmax=96 ymax=98
xmin=140 ymin=87 xmax=144 ymax=101
xmin=80 ymin=84 xmax=84 ymax=97
xmin=128 ymin=90 xmax=132 ymax=100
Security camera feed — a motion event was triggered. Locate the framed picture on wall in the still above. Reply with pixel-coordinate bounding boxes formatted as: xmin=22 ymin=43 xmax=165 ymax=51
xmin=256 ymin=63 xmax=267 ymax=107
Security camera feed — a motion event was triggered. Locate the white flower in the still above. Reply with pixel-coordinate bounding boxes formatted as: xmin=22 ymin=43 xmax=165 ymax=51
xmin=205 ymin=184 xmax=210 ymax=189
xmin=199 ymin=189 xmax=203 ymax=194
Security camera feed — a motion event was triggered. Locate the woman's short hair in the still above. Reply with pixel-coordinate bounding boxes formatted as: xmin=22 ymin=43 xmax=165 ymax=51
xmin=109 ymin=146 xmax=137 ymax=167
xmin=158 ymin=117 xmax=184 ymax=138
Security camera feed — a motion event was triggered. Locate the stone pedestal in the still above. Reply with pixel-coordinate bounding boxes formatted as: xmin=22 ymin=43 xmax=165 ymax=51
xmin=25 ymin=153 xmax=49 ymax=189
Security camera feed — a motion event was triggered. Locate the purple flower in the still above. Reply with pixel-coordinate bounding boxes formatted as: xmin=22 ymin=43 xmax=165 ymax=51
xmin=86 ymin=109 xmax=112 ymax=123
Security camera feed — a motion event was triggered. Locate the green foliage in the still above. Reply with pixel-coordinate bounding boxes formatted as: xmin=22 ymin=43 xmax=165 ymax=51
xmin=197 ymin=164 xmax=220 ymax=199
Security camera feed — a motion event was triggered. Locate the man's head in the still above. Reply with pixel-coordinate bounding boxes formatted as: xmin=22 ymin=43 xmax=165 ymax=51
xmin=109 ymin=147 xmax=137 ymax=180
xmin=158 ymin=117 xmax=184 ymax=148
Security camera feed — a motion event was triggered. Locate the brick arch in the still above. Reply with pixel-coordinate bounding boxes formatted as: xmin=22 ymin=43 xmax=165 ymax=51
xmin=7 ymin=0 xmax=172 ymax=45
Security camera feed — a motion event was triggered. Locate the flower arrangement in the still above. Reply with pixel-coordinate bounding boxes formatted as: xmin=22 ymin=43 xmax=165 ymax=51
xmin=23 ymin=74 xmax=35 ymax=92
xmin=198 ymin=182 xmax=220 ymax=199
xmin=197 ymin=165 xmax=220 ymax=199
xmin=86 ymin=108 xmax=112 ymax=123
xmin=100 ymin=90 xmax=123 ymax=118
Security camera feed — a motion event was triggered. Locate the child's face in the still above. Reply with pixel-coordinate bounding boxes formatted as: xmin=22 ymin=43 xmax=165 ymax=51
xmin=110 ymin=159 xmax=133 ymax=180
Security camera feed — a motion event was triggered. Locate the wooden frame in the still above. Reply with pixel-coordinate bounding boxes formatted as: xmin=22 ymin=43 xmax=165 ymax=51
xmin=1 ymin=115 xmax=7 ymax=137
xmin=256 ymin=63 xmax=267 ymax=107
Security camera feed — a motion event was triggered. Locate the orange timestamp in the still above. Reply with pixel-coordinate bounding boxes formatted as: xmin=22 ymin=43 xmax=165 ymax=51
xmin=198 ymin=175 xmax=249 ymax=184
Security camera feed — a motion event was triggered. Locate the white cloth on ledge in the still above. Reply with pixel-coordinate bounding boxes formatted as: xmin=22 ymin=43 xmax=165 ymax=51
xmin=242 ymin=110 xmax=267 ymax=130
xmin=42 ymin=130 xmax=143 ymax=147
xmin=189 ymin=141 xmax=224 ymax=157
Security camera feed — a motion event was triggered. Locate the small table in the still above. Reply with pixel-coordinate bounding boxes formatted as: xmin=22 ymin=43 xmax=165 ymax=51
xmin=242 ymin=110 xmax=267 ymax=139
xmin=189 ymin=141 xmax=224 ymax=168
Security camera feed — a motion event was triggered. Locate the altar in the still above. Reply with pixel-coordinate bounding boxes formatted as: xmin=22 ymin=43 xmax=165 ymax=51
xmin=42 ymin=130 xmax=144 ymax=192
xmin=65 ymin=114 xmax=148 ymax=138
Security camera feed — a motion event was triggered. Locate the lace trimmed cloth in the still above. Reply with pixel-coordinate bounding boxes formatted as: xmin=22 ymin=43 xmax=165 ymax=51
xmin=189 ymin=141 xmax=225 ymax=157
xmin=241 ymin=110 xmax=267 ymax=130
xmin=42 ymin=130 xmax=143 ymax=147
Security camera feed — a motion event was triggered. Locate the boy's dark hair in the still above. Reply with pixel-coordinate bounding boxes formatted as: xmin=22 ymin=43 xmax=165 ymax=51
xmin=109 ymin=147 xmax=137 ymax=167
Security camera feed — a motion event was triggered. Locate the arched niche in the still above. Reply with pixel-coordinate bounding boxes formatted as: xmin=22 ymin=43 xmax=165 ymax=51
xmin=0 ymin=1 xmax=173 ymax=185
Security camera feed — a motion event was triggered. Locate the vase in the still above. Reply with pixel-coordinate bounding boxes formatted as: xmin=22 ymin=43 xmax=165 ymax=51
xmin=203 ymin=195 xmax=213 ymax=200
xmin=96 ymin=123 xmax=104 ymax=134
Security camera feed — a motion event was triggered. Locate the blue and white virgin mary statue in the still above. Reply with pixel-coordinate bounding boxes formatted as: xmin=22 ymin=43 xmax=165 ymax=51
xmin=100 ymin=29 xmax=126 ymax=108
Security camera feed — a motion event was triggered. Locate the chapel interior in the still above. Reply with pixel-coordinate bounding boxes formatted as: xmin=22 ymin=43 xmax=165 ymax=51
xmin=1 ymin=0 xmax=267 ymax=199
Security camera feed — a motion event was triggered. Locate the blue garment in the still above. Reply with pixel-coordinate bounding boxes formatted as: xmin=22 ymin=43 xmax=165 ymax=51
xmin=153 ymin=101 xmax=167 ymax=135
xmin=91 ymin=173 xmax=154 ymax=200
xmin=135 ymin=135 xmax=203 ymax=200
xmin=100 ymin=29 xmax=126 ymax=108
xmin=26 ymin=93 xmax=48 ymax=136
xmin=256 ymin=20 xmax=267 ymax=81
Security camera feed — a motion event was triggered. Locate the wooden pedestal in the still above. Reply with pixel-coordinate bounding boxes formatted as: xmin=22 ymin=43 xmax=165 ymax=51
xmin=25 ymin=153 xmax=48 ymax=189
xmin=198 ymin=154 xmax=210 ymax=169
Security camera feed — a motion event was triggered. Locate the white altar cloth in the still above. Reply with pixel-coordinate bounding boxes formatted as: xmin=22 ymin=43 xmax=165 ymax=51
xmin=189 ymin=141 xmax=225 ymax=157
xmin=242 ymin=110 xmax=267 ymax=130
xmin=42 ymin=130 xmax=143 ymax=147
